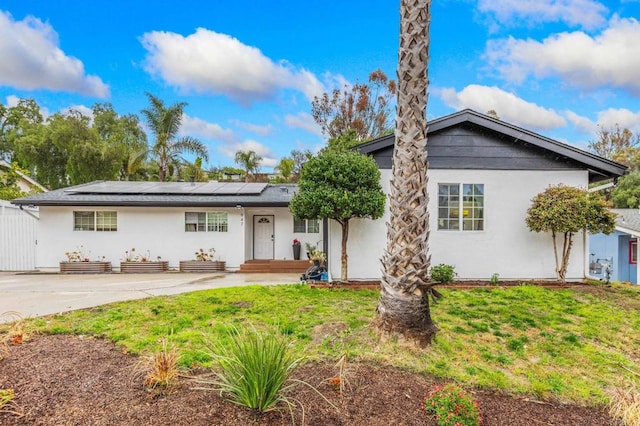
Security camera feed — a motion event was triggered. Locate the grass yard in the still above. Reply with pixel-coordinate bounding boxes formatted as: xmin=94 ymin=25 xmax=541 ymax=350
xmin=7 ymin=282 xmax=640 ymax=406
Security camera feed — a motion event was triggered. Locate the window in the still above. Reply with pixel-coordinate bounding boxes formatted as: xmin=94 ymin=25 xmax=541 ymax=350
xmin=630 ymin=240 xmax=637 ymax=264
xmin=293 ymin=218 xmax=320 ymax=233
xmin=438 ymin=183 xmax=484 ymax=231
xmin=74 ymin=211 xmax=117 ymax=232
xmin=185 ymin=212 xmax=228 ymax=232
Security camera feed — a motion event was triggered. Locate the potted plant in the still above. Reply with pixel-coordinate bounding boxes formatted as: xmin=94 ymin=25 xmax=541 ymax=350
xmin=120 ymin=248 xmax=168 ymax=273
xmin=305 ymin=242 xmax=317 ymax=260
xmin=292 ymin=239 xmax=301 ymax=260
xmin=179 ymin=248 xmax=226 ymax=272
xmin=309 ymin=249 xmax=326 ymax=266
xmin=59 ymin=246 xmax=112 ymax=273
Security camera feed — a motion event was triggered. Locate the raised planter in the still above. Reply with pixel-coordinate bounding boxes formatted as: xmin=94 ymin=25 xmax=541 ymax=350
xmin=60 ymin=261 xmax=112 ymax=274
xmin=120 ymin=261 xmax=169 ymax=273
xmin=179 ymin=260 xmax=226 ymax=272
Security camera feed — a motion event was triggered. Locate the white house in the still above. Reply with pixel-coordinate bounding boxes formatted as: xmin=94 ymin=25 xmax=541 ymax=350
xmin=11 ymin=110 xmax=627 ymax=279
xmin=10 ymin=181 xmax=318 ymax=271
xmin=329 ymin=109 xmax=627 ymax=281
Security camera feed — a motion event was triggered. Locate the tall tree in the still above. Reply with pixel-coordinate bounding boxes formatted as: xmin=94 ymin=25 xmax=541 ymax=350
xmin=588 ymin=124 xmax=638 ymax=165
xmin=526 ymin=185 xmax=616 ymax=282
xmin=290 ymin=149 xmax=313 ymax=175
xmin=234 ymin=150 xmax=262 ymax=182
xmin=1 ymin=99 xmax=44 ymax=164
xmin=311 ymin=69 xmax=396 ymax=142
xmin=274 ymin=157 xmax=295 ymax=182
xmin=612 ymin=170 xmax=640 ymax=208
xmin=376 ymin=0 xmax=437 ymax=346
xmin=289 ymin=150 xmax=385 ymax=281
xmin=92 ymin=103 xmax=148 ymax=181
xmin=141 ymin=93 xmax=208 ymax=182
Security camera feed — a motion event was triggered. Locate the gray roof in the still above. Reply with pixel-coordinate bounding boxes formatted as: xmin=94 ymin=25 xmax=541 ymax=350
xmin=612 ymin=209 xmax=640 ymax=234
xmin=356 ymin=109 xmax=628 ymax=182
xmin=11 ymin=181 xmax=297 ymax=207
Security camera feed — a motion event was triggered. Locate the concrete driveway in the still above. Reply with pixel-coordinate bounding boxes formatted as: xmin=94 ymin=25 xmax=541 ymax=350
xmin=0 ymin=271 xmax=300 ymax=323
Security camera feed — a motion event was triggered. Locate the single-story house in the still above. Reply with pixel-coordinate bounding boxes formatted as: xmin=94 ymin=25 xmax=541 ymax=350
xmin=11 ymin=181 xmax=315 ymax=272
xmin=590 ymin=209 xmax=640 ymax=284
xmin=12 ymin=109 xmax=627 ymax=279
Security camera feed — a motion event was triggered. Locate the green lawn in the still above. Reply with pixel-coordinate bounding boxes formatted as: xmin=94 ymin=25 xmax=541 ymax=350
xmin=5 ymin=282 xmax=640 ymax=405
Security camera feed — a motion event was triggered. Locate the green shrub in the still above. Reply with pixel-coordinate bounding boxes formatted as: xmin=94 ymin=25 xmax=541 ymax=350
xmin=422 ymin=382 xmax=482 ymax=426
xmin=430 ymin=264 xmax=457 ymax=284
xmin=201 ymin=325 xmax=302 ymax=413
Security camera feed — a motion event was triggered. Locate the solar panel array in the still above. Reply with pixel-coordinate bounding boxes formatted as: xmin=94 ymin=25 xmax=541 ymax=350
xmin=65 ymin=181 xmax=268 ymax=195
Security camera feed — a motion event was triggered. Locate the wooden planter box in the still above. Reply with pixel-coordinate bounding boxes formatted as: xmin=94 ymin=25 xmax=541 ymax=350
xmin=120 ymin=261 xmax=169 ymax=273
xmin=179 ymin=260 xmax=226 ymax=272
xmin=60 ymin=261 xmax=112 ymax=274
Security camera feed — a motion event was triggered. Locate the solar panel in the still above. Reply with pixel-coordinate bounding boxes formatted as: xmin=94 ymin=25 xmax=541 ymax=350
xmin=65 ymin=181 xmax=268 ymax=195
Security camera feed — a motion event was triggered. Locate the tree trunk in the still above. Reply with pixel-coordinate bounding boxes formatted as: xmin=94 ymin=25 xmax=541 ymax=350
xmin=376 ymin=0 xmax=437 ymax=346
xmin=340 ymin=219 xmax=349 ymax=282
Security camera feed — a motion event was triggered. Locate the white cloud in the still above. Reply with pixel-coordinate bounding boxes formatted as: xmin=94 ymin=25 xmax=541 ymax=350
xmin=0 ymin=11 xmax=109 ymax=98
xmin=181 ymin=114 xmax=236 ymax=143
xmin=485 ymin=17 xmax=640 ymax=95
xmin=478 ymin=0 xmax=608 ymax=30
xmin=284 ymin=112 xmax=323 ymax=136
xmin=229 ymin=119 xmax=273 ymax=136
xmin=218 ymin=139 xmax=278 ymax=168
xmin=594 ymin=108 xmax=640 ymax=133
xmin=437 ymin=84 xmax=566 ymax=130
xmin=140 ymin=28 xmax=324 ymax=105
xmin=564 ymin=110 xmax=598 ymax=134
xmin=61 ymin=104 xmax=94 ymax=120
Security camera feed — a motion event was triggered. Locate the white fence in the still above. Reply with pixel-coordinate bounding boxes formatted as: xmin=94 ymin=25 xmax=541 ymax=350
xmin=0 ymin=201 xmax=38 ymax=271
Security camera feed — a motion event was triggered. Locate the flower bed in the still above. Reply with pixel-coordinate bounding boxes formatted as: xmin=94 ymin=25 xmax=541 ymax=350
xmin=120 ymin=261 xmax=169 ymax=273
xmin=179 ymin=260 xmax=226 ymax=272
xmin=59 ymin=261 xmax=112 ymax=274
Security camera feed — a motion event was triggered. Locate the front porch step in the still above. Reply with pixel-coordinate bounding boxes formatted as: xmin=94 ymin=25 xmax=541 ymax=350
xmin=239 ymin=259 xmax=310 ymax=273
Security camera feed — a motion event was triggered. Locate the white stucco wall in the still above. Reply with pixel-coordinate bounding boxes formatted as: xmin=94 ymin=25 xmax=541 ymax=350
xmin=37 ymin=206 xmax=311 ymax=270
xmin=328 ymin=169 xmax=589 ymax=281
xmin=244 ymin=207 xmax=322 ymax=261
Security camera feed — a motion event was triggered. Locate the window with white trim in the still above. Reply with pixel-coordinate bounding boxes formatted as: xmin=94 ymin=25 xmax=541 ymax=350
xmin=185 ymin=212 xmax=228 ymax=232
xmin=438 ymin=183 xmax=484 ymax=231
xmin=293 ymin=218 xmax=320 ymax=233
xmin=73 ymin=211 xmax=117 ymax=231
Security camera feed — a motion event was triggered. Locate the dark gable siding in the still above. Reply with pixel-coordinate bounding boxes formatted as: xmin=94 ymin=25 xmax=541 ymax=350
xmin=371 ymin=122 xmax=584 ymax=171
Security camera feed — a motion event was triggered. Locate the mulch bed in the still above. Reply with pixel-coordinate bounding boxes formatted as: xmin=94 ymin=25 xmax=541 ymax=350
xmin=0 ymin=335 xmax=613 ymax=425
xmin=308 ymin=280 xmax=594 ymax=290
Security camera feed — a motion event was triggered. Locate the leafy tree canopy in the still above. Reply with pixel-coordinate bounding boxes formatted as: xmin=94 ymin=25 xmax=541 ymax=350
xmin=289 ymin=150 xmax=385 ymax=222
xmin=611 ymin=170 xmax=640 ymax=208
xmin=289 ymin=149 xmax=385 ymax=281
xmin=526 ymin=184 xmax=616 ymax=281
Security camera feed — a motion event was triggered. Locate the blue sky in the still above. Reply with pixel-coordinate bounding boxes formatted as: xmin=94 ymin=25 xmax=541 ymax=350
xmin=2 ymin=0 xmax=640 ymax=172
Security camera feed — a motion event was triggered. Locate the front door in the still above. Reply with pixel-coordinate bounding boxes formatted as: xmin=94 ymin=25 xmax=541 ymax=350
xmin=253 ymin=215 xmax=274 ymax=259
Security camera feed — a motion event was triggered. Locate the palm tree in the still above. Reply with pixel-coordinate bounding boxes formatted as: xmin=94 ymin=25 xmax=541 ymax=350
xmin=274 ymin=157 xmax=295 ymax=182
xmin=376 ymin=0 xmax=437 ymax=345
xmin=234 ymin=150 xmax=262 ymax=182
xmin=141 ymin=93 xmax=208 ymax=182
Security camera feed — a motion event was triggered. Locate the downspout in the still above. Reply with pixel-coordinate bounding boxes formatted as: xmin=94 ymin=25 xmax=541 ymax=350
xmin=19 ymin=205 xmax=40 ymax=221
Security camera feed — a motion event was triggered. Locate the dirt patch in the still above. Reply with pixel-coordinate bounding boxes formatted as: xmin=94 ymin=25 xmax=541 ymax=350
xmin=0 ymin=335 xmax=613 ymax=425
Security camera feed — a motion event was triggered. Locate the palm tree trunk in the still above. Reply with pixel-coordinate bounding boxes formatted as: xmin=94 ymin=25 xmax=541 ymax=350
xmin=376 ymin=0 xmax=437 ymax=346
